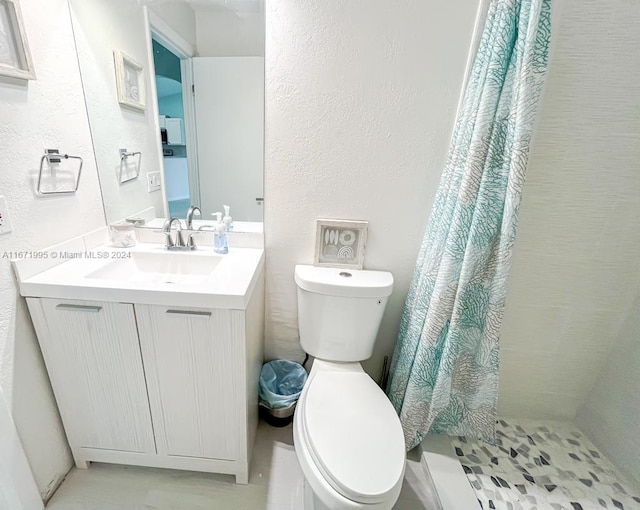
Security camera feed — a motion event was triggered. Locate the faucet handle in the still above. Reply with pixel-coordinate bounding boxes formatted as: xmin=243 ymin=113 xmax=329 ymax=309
xmin=163 ymin=231 xmax=175 ymax=248
xmin=187 ymin=233 xmax=197 ymax=249
xmin=174 ymin=230 xmax=186 ymax=247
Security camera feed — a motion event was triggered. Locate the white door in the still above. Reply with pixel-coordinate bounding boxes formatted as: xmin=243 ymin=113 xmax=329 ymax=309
xmin=135 ymin=305 xmax=242 ymax=460
xmin=27 ymin=299 xmax=155 ymax=454
xmin=193 ymin=57 xmax=264 ymax=222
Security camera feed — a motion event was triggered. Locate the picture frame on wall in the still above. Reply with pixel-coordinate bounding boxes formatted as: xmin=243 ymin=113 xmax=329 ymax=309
xmin=0 ymin=0 xmax=36 ymax=80
xmin=113 ymin=50 xmax=145 ymax=111
xmin=314 ymin=219 xmax=368 ymax=270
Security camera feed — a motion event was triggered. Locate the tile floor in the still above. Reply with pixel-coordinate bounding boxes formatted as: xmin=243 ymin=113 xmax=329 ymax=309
xmin=452 ymin=419 xmax=640 ymax=510
xmin=46 ymin=419 xmax=441 ymax=509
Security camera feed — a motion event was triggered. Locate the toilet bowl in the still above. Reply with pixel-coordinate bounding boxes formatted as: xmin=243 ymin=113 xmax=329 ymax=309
xmin=293 ymin=360 xmax=405 ymax=510
xmin=293 ymin=265 xmax=406 ymax=510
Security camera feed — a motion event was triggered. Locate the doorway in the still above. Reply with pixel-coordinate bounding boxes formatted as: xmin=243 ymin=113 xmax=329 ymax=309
xmin=151 ymin=39 xmax=191 ymax=218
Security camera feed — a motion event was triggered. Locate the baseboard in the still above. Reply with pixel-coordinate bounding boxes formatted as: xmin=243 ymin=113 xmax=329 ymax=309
xmin=41 ymin=466 xmax=71 ymax=505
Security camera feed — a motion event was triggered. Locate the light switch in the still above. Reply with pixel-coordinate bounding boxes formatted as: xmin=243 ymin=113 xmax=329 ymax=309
xmin=147 ymin=171 xmax=161 ymax=192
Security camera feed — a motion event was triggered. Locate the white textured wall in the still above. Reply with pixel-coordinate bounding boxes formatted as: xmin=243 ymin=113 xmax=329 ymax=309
xmin=576 ymin=293 xmax=640 ymax=488
xmin=196 ymin=9 xmax=265 ymax=57
xmin=0 ymin=0 xmax=106 ymax=497
xmin=149 ymin=3 xmax=196 ymax=50
xmin=70 ymin=0 xmax=165 ymax=224
xmin=264 ymin=0 xmax=479 ymax=374
xmin=498 ymin=0 xmax=640 ymax=419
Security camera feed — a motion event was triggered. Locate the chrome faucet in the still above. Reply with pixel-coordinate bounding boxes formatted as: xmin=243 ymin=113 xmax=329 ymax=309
xmin=185 ymin=205 xmax=201 ymax=230
xmin=163 ymin=217 xmax=196 ymax=250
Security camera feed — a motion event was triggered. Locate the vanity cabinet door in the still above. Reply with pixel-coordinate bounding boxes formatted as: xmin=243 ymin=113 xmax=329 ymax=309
xmin=26 ymin=298 xmax=156 ymax=454
xmin=135 ymin=305 xmax=243 ymax=461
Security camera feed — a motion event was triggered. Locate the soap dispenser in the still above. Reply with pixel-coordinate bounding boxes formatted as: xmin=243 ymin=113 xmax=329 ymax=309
xmin=212 ymin=212 xmax=228 ymax=254
xmin=223 ymin=205 xmax=233 ymax=231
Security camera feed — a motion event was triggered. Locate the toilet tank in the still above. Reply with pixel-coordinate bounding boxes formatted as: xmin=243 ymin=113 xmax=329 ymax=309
xmin=294 ymin=265 xmax=394 ymax=362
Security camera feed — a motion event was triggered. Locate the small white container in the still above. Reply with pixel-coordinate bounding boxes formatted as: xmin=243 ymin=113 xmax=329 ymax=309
xmin=109 ymin=222 xmax=137 ymax=248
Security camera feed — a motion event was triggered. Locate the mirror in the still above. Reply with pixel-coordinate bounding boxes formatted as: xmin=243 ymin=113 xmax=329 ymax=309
xmin=69 ymin=0 xmax=265 ymax=231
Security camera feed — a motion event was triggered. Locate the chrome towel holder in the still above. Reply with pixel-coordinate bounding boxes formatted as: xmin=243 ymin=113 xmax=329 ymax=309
xmin=36 ymin=149 xmax=83 ymax=196
xmin=119 ymin=148 xmax=142 ymax=183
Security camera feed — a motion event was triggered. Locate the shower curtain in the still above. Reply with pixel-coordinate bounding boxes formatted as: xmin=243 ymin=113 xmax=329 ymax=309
xmin=387 ymin=0 xmax=551 ymax=449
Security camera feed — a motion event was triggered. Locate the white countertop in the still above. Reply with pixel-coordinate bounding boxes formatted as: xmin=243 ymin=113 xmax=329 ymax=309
xmin=16 ymin=243 xmax=264 ymax=310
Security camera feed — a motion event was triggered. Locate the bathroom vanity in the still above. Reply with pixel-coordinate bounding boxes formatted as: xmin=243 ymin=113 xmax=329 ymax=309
xmin=14 ymin=234 xmax=264 ymax=484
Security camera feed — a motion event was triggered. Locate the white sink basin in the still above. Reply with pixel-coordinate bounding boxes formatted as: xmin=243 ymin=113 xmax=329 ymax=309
xmin=86 ymin=251 xmax=222 ymax=285
xmin=14 ymin=242 xmax=264 ymax=309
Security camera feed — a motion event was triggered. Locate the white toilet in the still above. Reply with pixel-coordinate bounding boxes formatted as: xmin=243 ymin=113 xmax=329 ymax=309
xmin=293 ymin=265 xmax=406 ymax=510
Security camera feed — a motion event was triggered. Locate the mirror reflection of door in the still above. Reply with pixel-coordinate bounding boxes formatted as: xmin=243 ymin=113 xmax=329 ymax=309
xmin=149 ymin=10 xmax=265 ymax=224
xmin=152 ymin=40 xmax=191 ymax=218
xmin=193 ymin=57 xmax=264 ymax=222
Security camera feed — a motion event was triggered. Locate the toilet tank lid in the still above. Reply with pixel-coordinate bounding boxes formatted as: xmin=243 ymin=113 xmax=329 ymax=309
xmin=294 ymin=265 xmax=393 ymax=298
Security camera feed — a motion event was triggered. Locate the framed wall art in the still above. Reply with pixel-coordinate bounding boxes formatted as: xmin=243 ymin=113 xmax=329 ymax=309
xmin=314 ymin=219 xmax=368 ymax=270
xmin=113 ymin=49 xmax=145 ymax=111
xmin=0 ymin=0 xmax=35 ymax=80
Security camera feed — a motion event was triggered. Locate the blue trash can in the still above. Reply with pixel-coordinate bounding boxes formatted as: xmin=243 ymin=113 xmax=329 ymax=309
xmin=259 ymin=360 xmax=307 ymax=426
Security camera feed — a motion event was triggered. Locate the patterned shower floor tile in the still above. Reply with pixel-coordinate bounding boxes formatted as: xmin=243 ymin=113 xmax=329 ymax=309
xmin=450 ymin=419 xmax=640 ymax=510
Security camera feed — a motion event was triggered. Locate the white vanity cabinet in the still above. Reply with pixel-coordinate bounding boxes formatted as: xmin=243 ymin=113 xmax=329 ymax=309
xmin=25 ymin=275 xmax=264 ymax=484
xmin=26 ymin=299 xmax=156 ymax=455
xmin=135 ymin=305 xmax=243 ymax=462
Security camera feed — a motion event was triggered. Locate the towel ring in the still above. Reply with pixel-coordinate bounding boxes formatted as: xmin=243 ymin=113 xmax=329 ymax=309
xmin=119 ymin=149 xmax=142 ymax=183
xmin=36 ymin=150 xmax=83 ymax=195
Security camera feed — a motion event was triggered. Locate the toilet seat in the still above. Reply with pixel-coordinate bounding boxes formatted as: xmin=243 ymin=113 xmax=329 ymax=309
xmin=299 ymin=369 xmax=406 ymax=504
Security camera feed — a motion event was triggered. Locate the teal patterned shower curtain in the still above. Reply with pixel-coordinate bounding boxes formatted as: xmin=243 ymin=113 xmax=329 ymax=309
xmin=387 ymin=0 xmax=551 ymax=449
